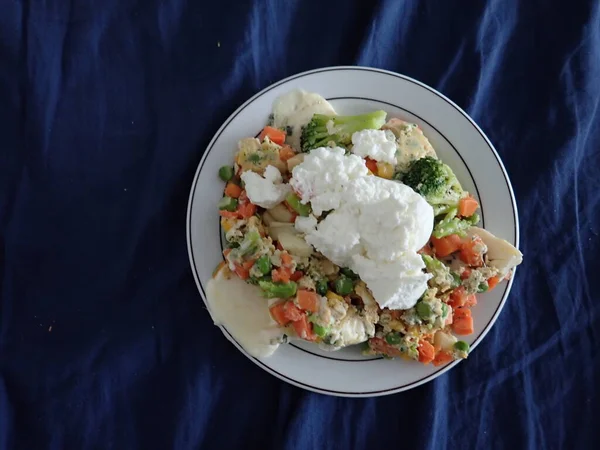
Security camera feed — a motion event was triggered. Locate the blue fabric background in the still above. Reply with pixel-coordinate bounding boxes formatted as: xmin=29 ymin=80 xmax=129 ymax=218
xmin=1 ymin=1 xmax=599 ymax=449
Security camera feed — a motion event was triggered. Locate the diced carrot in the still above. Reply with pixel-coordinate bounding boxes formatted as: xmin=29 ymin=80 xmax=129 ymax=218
xmin=432 ymin=351 xmax=454 ymax=367
xmin=488 ymin=276 xmax=500 ymax=291
xmin=453 ymin=315 xmax=474 ymax=335
xmin=458 ymin=195 xmax=479 ymax=217
xmin=447 ymin=286 xmax=467 ymax=309
xmin=283 ymin=301 xmax=304 ymax=322
xmin=418 ymin=244 xmax=434 ymax=256
xmin=258 ymin=126 xmax=286 ymax=145
xmin=280 ymin=252 xmax=293 ymax=266
xmin=290 ymin=270 xmax=304 ymax=282
xmin=237 ymin=202 xmax=256 ymax=219
xmin=388 ymin=310 xmax=403 ymax=320
xmin=233 ymin=265 xmax=250 ymax=280
xmin=459 ymin=237 xmax=484 ymax=267
xmin=368 ymin=338 xmax=403 ymax=357
xmin=292 ymin=315 xmax=317 ymax=341
xmin=269 ymin=302 xmax=290 ymax=326
xmin=219 ymin=210 xmax=239 ymax=219
xmin=464 ymin=294 xmax=477 ymax=307
xmin=224 ymin=183 xmax=242 ymax=199
xmin=242 ymin=259 xmax=255 ymax=271
xmin=272 ymin=267 xmax=291 ymax=283
xmin=454 ymin=307 xmax=472 ymax=320
xmin=365 ymin=158 xmax=378 ymax=174
xmin=418 ymin=340 xmax=435 ymax=364
xmin=279 ymin=145 xmax=296 ymax=161
xmin=431 ymin=234 xmax=463 ymax=258
xmin=460 ymin=267 xmax=472 ymax=280
xmin=297 ymin=289 xmax=319 ymax=313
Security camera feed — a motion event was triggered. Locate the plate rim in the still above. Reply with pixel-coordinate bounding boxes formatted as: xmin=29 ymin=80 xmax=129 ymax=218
xmin=186 ymin=65 xmax=520 ymax=397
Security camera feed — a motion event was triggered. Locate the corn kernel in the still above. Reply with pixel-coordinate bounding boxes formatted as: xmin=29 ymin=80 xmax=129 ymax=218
xmin=326 ymin=291 xmax=344 ymax=303
xmin=221 ymin=217 xmax=234 ymax=232
xmin=377 ymin=162 xmax=394 ymax=179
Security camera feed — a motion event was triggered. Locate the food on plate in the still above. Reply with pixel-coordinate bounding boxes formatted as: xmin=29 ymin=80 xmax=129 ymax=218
xmin=206 ymin=89 xmax=523 ymax=364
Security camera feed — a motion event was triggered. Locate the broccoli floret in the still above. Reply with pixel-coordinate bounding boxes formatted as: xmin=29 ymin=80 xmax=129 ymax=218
xmin=401 ymin=157 xmax=464 ymax=206
xmin=432 ymin=212 xmax=480 ymax=238
xmin=402 ymin=156 xmax=480 ymax=237
xmin=300 ymin=110 xmax=387 ymax=152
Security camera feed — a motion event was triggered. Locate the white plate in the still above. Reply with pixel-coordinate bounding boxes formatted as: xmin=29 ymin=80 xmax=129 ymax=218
xmin=186 ymin=66 xmax=520 ymax=397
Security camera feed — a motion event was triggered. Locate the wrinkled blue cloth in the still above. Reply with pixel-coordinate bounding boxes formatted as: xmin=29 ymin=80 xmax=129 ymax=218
xmin=1 ymin=1 xmax=599 ymax=449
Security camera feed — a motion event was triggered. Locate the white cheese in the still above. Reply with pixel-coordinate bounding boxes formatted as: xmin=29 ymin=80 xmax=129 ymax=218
xmin=344 ymin=176 xmax=434 ymax=260
xmin=290 ymin=147 xmax=368 ymax=216
xmin=303 ymin=177 xmax=433 ymax=268
xmin=241 ymin=165 xmax=291 ymax=209
xmin=304 ymin=210 xmax=362 ymax=267
xmin=290 ymin=150 xmax=434 ymax=310
xmin=294 ymin=214 xmax=318 ymax=234
xmin=351 ymin=129 xmax=398 ymax=164
xmin=351 ymin=253 xmax=431 ymax=310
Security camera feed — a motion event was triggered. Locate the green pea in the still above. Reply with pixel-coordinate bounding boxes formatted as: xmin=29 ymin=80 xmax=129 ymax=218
xmin=218 ymin=196 xmax=238 ymax=212
xmin=416 ymin=302 xmax=432 ymax=319
xmin=258 ymin=280 xmax=297 ymax=299
xmin=477 ymin=282 xmax=488 ymax=293
xmin=334 ymin=276 xmax=353 ymax=296
xmin=255 ymin=255 xmax=272 ymax=275
xmin=385 ymin=333 xmax=402 ymax=345
xmin=218 ymin=165 xmax=234 ymax=182
xmin=316 ymin=279 xmax=328 ymax=296
xmin=340 ymin=267 xmax=358 ymax=279
xmin=454 ymin=340 xmax=470 ymax=353
xmin=248 ymin=153 xmax=262 ymax=164
xmin=312 ymin=323 xmax=328 ymax=338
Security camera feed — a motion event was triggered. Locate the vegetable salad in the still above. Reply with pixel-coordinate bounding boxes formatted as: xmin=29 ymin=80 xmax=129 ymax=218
xmin=212 ymin=91 xmax=523 ymax=366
